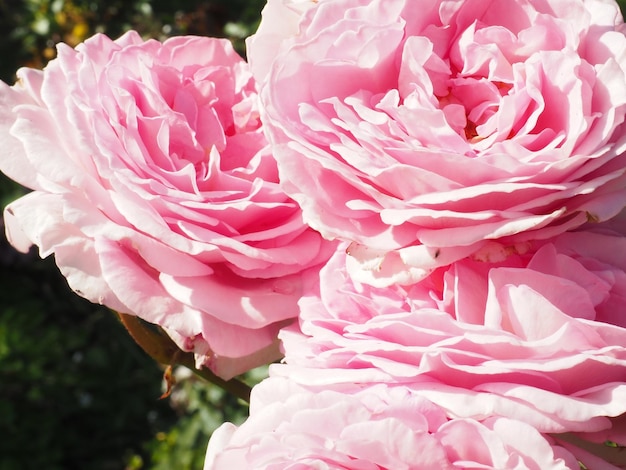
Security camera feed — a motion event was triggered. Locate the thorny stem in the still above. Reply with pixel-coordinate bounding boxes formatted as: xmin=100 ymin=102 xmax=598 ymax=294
xmin=117 ymin=312 xmax=252 ymax=403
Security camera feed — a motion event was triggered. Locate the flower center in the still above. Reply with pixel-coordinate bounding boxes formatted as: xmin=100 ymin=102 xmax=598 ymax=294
xmin=438 ymin=76 xmax=512 ymax=145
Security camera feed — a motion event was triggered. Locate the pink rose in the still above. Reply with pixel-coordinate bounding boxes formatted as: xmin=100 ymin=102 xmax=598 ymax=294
xmin=245 ymin=0 xmax=317 ymax=82
xmin=0 ymin=31 xmax=333 ymax=379
xmin=276 ymin=229 xmax=626 ymax=434
xmin=204 ymin=376 xmax=580 ymax=469
xmin=257 ymin=0 xmax=626 ymax=286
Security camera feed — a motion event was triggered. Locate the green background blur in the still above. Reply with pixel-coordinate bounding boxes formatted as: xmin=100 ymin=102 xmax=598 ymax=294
xmin=2 ymin=1 xmax=626 ymax=469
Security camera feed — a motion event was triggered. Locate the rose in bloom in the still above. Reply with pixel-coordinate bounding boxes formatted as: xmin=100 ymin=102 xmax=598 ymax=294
xmin=204 ymin=376 xmax=581 ymax=469
xmin=245 ymin=0 xmax=318 ymax=82
xmin=256 ymin=0 xmax=626 ymax=286
xmin=0 ymin=31 xmax=333 ymax=379
xmin=276 ymin=229 xmax=626 ymax=434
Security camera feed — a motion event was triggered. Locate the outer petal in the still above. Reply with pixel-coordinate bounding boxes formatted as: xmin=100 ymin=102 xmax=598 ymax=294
xmin=277 ymin=229 xmax=626 ymax=432
xmin=204 ymin=376 xmax=580 ymax=469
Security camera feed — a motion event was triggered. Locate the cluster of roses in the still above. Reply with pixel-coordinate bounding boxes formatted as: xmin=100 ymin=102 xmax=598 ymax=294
xmin=2 ymin=0 xmax=626 ymax=467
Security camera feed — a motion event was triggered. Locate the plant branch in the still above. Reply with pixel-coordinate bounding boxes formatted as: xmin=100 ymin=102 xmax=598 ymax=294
xmin=116 ymin=312 xmax=252 ymax=403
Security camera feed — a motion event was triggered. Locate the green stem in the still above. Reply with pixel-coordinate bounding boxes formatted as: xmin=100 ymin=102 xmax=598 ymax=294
xmin=175 ymin=351 xmax=252 ymax=403
xmin=116 ymin=312 xmax=252 ymax=403
xmin=553 ymin=433 xmax=626 ymax=469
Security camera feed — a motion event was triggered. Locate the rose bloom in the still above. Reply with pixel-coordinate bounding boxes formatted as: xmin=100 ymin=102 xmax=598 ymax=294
xmin=255 ymin=0 xmax=626 ymax=286
xmin=204 ymin=376 xmax=581 ymax=469
xmin=0 ymin=31 xmax=332 ymax=379
xmin=245 ymin=0 xmax=318 ymax=82
xmin=276 ymin=228 xmax=626 ymax=435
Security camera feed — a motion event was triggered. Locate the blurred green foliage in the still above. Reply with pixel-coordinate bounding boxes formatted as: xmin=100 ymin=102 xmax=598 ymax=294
xmin=0 ymin=250 xmax=176 ymax=469
xmin=146 ymin=366 xmax=267 ymax=470
xmin=0 ymin=0 xmax=265 ymax=83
